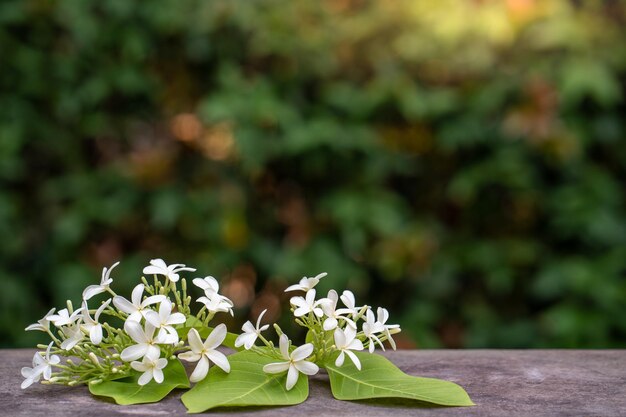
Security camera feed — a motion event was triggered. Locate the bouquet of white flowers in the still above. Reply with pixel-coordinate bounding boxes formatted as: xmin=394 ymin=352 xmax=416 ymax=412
xmin=22 ymin=259 xmax=473 ymax=412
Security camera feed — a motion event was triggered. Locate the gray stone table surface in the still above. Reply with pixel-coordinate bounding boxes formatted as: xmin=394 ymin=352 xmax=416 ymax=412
xmin=1 ymin=349 xmax=625 ymax=416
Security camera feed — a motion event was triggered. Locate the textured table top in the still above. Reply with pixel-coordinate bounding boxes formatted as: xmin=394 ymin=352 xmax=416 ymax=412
xmin=3 ymin=349 xmax=625 ymax=416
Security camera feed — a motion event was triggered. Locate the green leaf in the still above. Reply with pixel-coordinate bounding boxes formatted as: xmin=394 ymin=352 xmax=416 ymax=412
xmin=325 ymin=352 xmax=474 ymax=407
xmin=176 ymin=317 xmax=240 ymax=350
xmin=89 ymin=359 xmax=190 ymax=405
xmin=182 ymin=350 xmax=308 ymax=413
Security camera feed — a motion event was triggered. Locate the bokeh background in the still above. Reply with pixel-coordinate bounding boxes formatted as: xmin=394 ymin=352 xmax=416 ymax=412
xmin=2 ymin=0 xmax=625 ymax=349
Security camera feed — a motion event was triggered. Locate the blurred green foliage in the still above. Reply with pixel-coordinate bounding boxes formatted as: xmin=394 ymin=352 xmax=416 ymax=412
xmin=1 ymin=0 xmax=625 ymax=348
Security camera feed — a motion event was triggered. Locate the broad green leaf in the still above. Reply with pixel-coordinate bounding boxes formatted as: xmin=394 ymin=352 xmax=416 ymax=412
xmin=176 ymin=317 xmax=240 ymax=350
xmin=325 ymin=352 xmax=474 ymax=406
xmin=182 ymin=350 xmax=308 ymax=413
xmin=89 ymin=359 xmax=190 ymax=405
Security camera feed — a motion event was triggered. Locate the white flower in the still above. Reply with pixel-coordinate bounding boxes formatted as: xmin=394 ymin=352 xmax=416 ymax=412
xmin=178 ymin=325 xmax=230 ymax=382
xmin=131 ymin=351 xmax=168 ymax=386
xmin=81 ymin=299 xmax=111 ymax=345
xmin=339 ymin=290 xmax=362 ymax=317
xmin=145 ymin=298 xmax=186 ymax=344
xmin=121 ymin=320 xmax=168 ymax=362
xmin=290 ymin=289 xmax=324 ymax=317
xmin=25 ymin=308 xmax=56 ymax=332
xmin=263 ymin=334 xmax=319 ymax=391
xmin=83 ymin=261 xmax=119 ymax=300
xmin=333 ymin=326 xmax=364 ymax=370
xmin=320 ymin=290 xmax=356 ymax=331
xmin=48 ymin=307 xmax=83 ymax=327
xmin=377 ymin=307 xmax=401 ymax=350
xmin=192 ymin=276 xmax=220 ymax=295
xmin=143 ymin=258 xmax=196 ymax=283
xmin=21 ymin=342 xmax=60 ymax=389
xmin=197 ymin=293 xmax=234 ymax=316
xmin=284 ymin=272 xmax=327 ymax=292
xmin=60 ymin=322 xmax=84 ymax=350
xmin=362 ymin=309 xmax=385 ymax=353
xmin=234 ymin=309 xmax=269 ymax=350
xmin=113 ymin=284 xmax=166 ymax=322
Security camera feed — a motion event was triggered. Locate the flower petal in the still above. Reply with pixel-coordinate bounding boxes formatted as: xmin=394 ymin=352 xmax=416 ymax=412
xmin=293 ymin=306 xmax=310 ymax=317
xmin=153 ymin=367 xmax=164 ymax=384
xmin=348 ymin=338 xmax=364 ymax=351
xmin=344 ymin=326 xmax=357 ymax=342
xmin=286 ymin=364 xmax=299 ymax=391
xmin=156 ymin=358 xmax=168 ymax=369
xmin=43 ymin=365 xmax=52 ymax=380
xmin=335 ymin=351 xmax=345 ymax=367
xmin=89 ymin=325 xmax=103 ymax=345
xmin=142 ymin=295 xmax=166 ymax=307
xmin=121 ymin=344 xmax=148 ymax=362
xmin=204 ymin=323 xmax=227 ymax=349
xmin=305 ymin=289 xmax=316 ymax=305
xmin=255 ymin=309 xmax=268 ymax=329
xmin=131 ymin=284 xmax=145 ymax=306
xmin=138 ymin=370 xmax=153 ymax=386
xmin=144 ymin=310 xmax=161 ymax=328
xmin=241 ymin=321 xmax=255 ymax=334
xmin=145 ymin=258 xmax=167 ymax=272
xmin=294 ymin=360 xmax=319 ymax=376
xmin=190 ymin=356 xmax=209 ymax=383
xmin=82 ymin=285 xmax=105 ymax=301
xmin=235 ymin=333 xmax=255 ymax=349
xmin=168 ymin=312 xmax=186 ymax=325
xmin=207 ymin=350 xmax=230 ymax=373
xmin=146 ymin=344 xmax=161 ymax=360
xmin=284 ymin=284 xmax=304 ymax=292
xmin=323 ymin=317 xmax=338 ymax=331
xmin=178 ymin=352 xmax=202 ymax=362
xmin=187 ymin=328 xmax=204 ymax=353
xmin=290 ymin=297 xmax=307 ymax=308
xmin=94 ymin=299 xmax=111 ymax=321
xmin=131 ymin=361 xmax=149 ymax=372
xmin=113 ymin=296 xmax=136 ymax=315
xmin=291 ymin=343 xmax=314 ymax=361
xmin=263 ymin=361 xmax=290 ymax=374
xmin=340 ymin=290 xmax=356 ymax=310
xmin=345 ymin=350 xmax=362 ymax=370
xmin=192 ymin=278 xmax=208 ymax=290
xmin=278 ymin=334 xmax=290 ymax=360
xmin=124 ymin=320 xmax=148 ymax=344
xmin=334 ymin=328 xmax=346 ymax=348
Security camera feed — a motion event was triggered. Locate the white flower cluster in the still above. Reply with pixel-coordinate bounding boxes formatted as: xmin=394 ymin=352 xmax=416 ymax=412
xmin=22 ymin=259 xmax=233 ymax=388
xmin=234 ymin=272 xmax=401 ymax=390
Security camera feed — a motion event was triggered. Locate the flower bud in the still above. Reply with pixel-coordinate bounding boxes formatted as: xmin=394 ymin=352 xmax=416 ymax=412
xmin=89 ymin=352 xmax=100 ymax=365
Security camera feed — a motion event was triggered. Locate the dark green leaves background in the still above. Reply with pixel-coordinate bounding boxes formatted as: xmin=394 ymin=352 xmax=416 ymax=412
xmin=1 ymin=1 xmax=625 ymax=348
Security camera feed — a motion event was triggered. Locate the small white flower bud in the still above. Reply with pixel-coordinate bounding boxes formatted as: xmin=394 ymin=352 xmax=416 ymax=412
xmin=89 ymin=352 xmax=100 ymax=365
